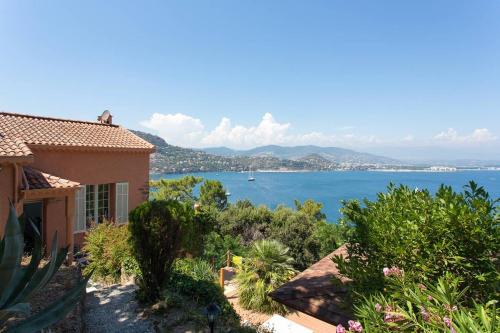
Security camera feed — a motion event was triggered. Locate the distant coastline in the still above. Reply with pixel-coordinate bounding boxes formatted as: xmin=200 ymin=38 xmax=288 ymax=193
xmin=152 ymin=167 xmax=500 ymax=176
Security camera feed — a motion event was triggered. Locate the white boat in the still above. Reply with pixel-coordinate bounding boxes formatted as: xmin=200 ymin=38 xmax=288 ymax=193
xmin=248 ymin=166 xmax=256 ymax=181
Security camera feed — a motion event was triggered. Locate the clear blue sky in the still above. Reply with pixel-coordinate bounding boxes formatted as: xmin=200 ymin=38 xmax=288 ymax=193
xmin=1 ymin=1 xmax=499 ymax=160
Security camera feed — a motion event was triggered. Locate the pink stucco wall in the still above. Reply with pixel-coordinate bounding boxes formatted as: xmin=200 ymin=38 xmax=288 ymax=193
xmin=0 ymin=147 xmax=151 ymax=251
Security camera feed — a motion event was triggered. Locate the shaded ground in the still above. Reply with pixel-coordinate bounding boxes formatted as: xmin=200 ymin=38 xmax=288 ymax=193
xmin=85 ymin=281 xmax=154 ymax=333
xmin=27 ymin=262 xmax=84 ymax=332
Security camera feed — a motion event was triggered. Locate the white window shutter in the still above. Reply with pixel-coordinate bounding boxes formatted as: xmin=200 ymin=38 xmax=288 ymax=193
xmin=116 ymin=182 xmax=129 ymax=224
xmin=74 ymin=186 xmax=86 ymax=233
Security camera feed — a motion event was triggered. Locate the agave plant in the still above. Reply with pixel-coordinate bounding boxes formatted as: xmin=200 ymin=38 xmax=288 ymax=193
xmin=0 ymin=203 xmax=91 ymax=333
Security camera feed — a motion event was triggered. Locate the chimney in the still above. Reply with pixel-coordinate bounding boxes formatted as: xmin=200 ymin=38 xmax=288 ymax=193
xmin=97 ymin=110 xmax=113 ymax=125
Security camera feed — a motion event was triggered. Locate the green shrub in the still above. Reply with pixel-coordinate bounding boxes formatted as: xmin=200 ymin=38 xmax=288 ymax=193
xmin=203 ymin=231 xmax=248 ymax=270
xmin=269 ymin=206 xmax=321 ymax=270
xmin=217 ymin=201 xmax=273 ymax=244
xmin=172 ymin=258 xmax=216 ymax=282
xmin=353 ymin=272 xmax=498 ymax=332
xmin=333 ymin=182 xmax=499 ymax=302
xmin=166 ymin=258 xmax=239 ymax=323
xmin=236 ymin=240 xmax=297 ymax=314
xmin=129 ymin=200 xmax=195 ymax=302
xmin=83 ymin=222 xmax=134 ymax=283
xmin=215 ymin=199 xmax=341 ymax=270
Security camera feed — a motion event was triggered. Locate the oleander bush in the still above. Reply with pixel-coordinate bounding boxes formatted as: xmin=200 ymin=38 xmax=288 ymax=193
xmin=352 ymin=271 xmax=498 ymax=332
xmin=333 ymin=181 xmax=499 ymax=303
xmin=236 ymin=240 xmax=297 ymax=314
xmin=83 ymin=222 xmax=135 ymax=283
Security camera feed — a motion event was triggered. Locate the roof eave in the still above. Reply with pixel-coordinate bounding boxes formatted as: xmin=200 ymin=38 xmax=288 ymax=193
xmin=27 ymin=144 xmax=155 ymax=153
xmin=0 ymin=155 xmax=34 ymax=165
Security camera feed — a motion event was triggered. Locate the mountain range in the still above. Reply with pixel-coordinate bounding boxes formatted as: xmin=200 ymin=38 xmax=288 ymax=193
xmin=132 ymin=131 xmax=402 ymax=174
xmin=202 ymin=145 xmax=399 ymax=165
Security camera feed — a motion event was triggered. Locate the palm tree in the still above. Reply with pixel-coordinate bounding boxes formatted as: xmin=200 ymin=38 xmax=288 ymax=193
xmin=236 ymin=240 xmax=297 ymax=314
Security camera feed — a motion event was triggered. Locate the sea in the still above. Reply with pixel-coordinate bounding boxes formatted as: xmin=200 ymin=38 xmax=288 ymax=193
xmin=152 ymin=171 xmax=500 ymax=221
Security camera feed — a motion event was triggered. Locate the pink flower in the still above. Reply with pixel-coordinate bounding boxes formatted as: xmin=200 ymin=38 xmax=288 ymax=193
xmin=427 ymin=295 xmax=433 ymax=301
xmin=348 ymin=320 xmax=363 ymax=332
xmin=383 ymin=305 xmax=405 ymax=323
xmin=420 ymin=306 xmax=429 ymax=322
xmin=382 ymin=266 xmax=403 ymax=277
xmin=443 ymin=316 xmax=452 ymax=328
xmin=450 ymin=327 xmax=456 ymax=333
xmin=375 ymin=303 xmax=382 ymax=312
xmin=417 ymin=283 xmax=427 ymax=291
xmin=336 ymin=324 xmax=346 ymax=333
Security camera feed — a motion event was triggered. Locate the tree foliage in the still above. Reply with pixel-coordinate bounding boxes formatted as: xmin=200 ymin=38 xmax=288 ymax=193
xmin=333 ymin=181 xmax=500 ymax=303
xmin=150 ymin=176 xmax=202 ymax=202
xmin=215 ymin=199 xmax=341 ymax=270
xmin=199 ymin=180 xmax=228 ymax=210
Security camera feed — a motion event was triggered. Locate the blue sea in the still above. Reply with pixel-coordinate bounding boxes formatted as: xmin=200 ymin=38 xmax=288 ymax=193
xmin=152 ymin=171 xmax=500 ymax=221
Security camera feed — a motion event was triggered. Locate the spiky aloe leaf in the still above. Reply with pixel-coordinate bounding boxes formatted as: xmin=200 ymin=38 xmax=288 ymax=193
xmin=5 ymin=272 xmax=92 ymax=333
xmin=3 ymin=219 xmax=43 ymax=307
xmin=0 ymin=203 xmax=24 ymax=307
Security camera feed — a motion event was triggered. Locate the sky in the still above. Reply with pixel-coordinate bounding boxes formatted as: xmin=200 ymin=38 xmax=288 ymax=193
xmin=0 ymin=1 xmax=499 ymax=161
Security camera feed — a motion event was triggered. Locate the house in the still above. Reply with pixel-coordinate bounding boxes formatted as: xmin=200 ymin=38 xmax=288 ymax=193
xmin=269 ymin=245 xmax=353 ymax=333
xmin=0 ymin=111 xmax=154 ymax=257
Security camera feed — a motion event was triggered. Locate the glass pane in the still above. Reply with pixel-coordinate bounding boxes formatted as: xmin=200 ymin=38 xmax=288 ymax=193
xmin=98 ymin=184 xmax=110 ymax=223
xmin=85 ymin=185 xmax=95 ymax=228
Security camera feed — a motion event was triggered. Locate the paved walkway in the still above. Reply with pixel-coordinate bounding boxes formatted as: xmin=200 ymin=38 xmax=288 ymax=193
xmin=84 ymin=281 xmax=154 ymax=333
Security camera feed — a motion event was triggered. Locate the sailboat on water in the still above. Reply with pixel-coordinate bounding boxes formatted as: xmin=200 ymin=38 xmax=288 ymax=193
xmin=248 ymin=166 xmax=256 ymax=181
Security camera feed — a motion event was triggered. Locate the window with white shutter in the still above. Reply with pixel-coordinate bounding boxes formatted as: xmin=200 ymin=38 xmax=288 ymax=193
xmin=74 ymin=186 xmax=86 ymax=233
xmin=115 ymin=182 xmax=129 ymax=224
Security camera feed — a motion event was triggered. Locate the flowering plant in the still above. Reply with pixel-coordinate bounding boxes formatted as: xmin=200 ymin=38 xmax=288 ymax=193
xmin=333 ymin=182 xmax=499 ymax=303
xmin=353 ymin=271 xmax=498 ymax=332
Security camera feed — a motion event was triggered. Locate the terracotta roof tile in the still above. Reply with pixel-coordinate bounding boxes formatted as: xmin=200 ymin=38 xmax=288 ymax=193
xmin=269 ymin=245 xmax=353 ymax=326
xmin=0 ymin=112 xmax=154 ymax=151
xmin=0 ymin=136 xmax=33 ymax=158
xmin=22 ymin=167 xmax=80 ymax=190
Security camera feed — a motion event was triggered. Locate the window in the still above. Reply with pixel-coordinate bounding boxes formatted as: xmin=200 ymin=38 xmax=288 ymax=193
xmin=116 ymin=182 xmax=129 ymax=224
xmin=74 ymin=186 xmax=86 ymax=233
xmin=97 ymin=184 xmax=110 ymax=223
xmin=85 ymin=185 xmax=95 ymax=228
xmin=82 ymin=184 xmax=110 ymax=229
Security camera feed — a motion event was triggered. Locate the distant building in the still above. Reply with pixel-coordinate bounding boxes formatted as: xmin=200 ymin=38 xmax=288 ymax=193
xmin=0 ymin=111 xmax=154 ymax=257
xmin=428 ymin=166 xmax=457 ymax=172
xmin=269 ymin=245 xmax=353 ymax=333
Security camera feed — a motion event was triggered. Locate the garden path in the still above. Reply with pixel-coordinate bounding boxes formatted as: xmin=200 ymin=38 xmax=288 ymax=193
xmin=84 ymin=281 xmax=155 ymax=333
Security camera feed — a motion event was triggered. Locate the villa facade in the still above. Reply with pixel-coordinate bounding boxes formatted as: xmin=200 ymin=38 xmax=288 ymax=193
xmin=0 ymin=111 xmax=154 ymax=256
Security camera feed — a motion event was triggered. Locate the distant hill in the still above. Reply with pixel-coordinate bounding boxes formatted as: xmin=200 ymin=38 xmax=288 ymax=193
xmin=131 ymin=131 xmax=323 ymax=174
xmin=203 ymin=144 xmax=399 ymax=165
xmin=132 ymin=131 xmax=403 ymax=174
